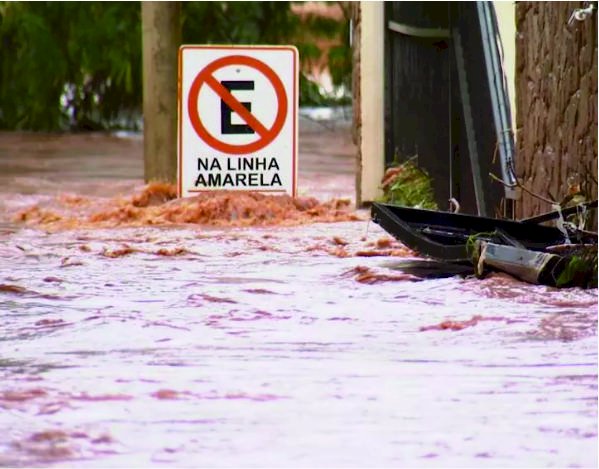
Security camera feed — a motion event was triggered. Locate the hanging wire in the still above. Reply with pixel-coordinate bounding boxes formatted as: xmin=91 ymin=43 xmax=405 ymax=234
xmin=448 ymin=3 xmax=453 ymax=205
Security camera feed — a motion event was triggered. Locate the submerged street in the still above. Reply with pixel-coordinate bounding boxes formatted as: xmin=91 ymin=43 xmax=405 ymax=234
xmin=0 ymin=119 xmax=597 ymax=467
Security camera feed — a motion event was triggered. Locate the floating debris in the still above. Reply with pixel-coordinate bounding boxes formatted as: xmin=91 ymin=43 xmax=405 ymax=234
xmin=372 ymin=201 xmax=598 ymax=288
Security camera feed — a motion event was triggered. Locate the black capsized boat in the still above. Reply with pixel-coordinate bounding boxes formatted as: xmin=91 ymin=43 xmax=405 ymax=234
xmin=371 ymin=201 xmax=598 ymax=286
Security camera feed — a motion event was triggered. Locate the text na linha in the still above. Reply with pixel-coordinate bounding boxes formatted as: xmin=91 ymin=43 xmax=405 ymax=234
xmin=195 ymin=156 xmax=282 ymax=188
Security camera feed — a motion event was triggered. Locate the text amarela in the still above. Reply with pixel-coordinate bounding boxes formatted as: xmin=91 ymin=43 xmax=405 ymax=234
xmin=195 ymin=156 xmax=282 ymax=188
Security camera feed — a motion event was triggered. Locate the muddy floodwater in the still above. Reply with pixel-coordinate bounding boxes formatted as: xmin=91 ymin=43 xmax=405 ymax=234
xmin=0 ymin=128 xmax=597 ymax=468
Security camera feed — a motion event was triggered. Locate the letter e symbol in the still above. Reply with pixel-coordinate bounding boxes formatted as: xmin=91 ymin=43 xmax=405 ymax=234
xmin=221 ymin=80 xmax=255 ymax=135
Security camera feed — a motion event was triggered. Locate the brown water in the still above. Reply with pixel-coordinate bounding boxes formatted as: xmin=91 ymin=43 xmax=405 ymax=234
xmin=0 ymin=130 xmax=597 ymax=467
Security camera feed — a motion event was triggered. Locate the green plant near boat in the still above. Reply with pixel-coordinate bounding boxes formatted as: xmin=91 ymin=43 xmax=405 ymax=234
xmin=555 ymin=245 xmax=598 ymax=288
xmin=379 ymin=156 xmax=438 ymax=210
xmin=465 ymin=230 xmax=598 ymax=288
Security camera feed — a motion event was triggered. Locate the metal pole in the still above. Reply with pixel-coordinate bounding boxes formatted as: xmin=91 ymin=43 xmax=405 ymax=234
xmin=477 ymin=2 xmax=518 ymax=200
xmin=453 ymin=28 xmax=488 ymax=216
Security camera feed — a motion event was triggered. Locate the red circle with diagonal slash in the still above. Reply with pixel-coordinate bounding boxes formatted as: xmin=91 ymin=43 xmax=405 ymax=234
xmin=187 ymin=55 xmax=287 ymax=155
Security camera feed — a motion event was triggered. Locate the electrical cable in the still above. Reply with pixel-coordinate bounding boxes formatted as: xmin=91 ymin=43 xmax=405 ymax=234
xmin=448 ymin=3 xmax=453 ymax=205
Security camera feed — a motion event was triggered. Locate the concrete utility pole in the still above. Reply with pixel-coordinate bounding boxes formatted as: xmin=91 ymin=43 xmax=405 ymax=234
xmin=141 ymin=1 xmax=181 ymax=183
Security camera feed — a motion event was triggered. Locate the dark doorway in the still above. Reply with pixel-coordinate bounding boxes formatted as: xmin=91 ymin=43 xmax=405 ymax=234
xmin=384 ymin=2 xmax=508 ymax=216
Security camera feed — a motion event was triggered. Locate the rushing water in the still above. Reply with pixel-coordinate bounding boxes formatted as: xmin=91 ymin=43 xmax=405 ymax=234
xmin=0 ymin=130 xmax=597 ymax=467
xmin=0 ymin=220 xmax=596 ymax=468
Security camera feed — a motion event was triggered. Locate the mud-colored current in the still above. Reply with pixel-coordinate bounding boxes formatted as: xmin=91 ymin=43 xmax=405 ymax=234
xmin=0 ymin=131 xmax=597 ymax=468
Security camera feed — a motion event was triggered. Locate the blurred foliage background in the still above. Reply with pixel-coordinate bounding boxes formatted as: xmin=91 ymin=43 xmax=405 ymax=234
xmin=0 ymin=1 xmax=351 ymax=132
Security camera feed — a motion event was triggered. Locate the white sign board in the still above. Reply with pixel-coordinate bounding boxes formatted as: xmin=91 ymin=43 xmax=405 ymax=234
xmin=178 ymin=45 xmax=298 ymax=198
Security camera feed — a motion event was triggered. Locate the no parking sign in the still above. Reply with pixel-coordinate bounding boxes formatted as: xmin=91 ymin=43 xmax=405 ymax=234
xmin=178 ymin=46 xmax=298 ymax=197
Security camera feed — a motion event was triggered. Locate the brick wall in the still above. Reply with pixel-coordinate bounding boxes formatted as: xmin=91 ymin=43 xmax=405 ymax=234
xmin=516 ymin=2 xmax=597 ymax=218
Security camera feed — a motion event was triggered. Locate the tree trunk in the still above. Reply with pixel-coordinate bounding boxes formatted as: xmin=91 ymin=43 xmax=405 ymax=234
xmin=351 ymin=2 xmax=362 ymax=206
xmin=142 ymin=1 xmax=181 ymax=183
xmin=515 ymin=2 xmax=598 ymax=218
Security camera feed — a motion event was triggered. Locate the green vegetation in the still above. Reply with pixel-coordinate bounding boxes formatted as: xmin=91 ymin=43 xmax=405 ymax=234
xmin=0 ymin=2 xmax=142 ymax=130
xmin=465 ymin=231 xmax=598 ymax=288
xmin=379 ymin=157 xmax=438 ymax=209
xmin=0 ymin=1 xmax=351 ymax=131
xmin=556 ymin=246 xmax=598 ymax=288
